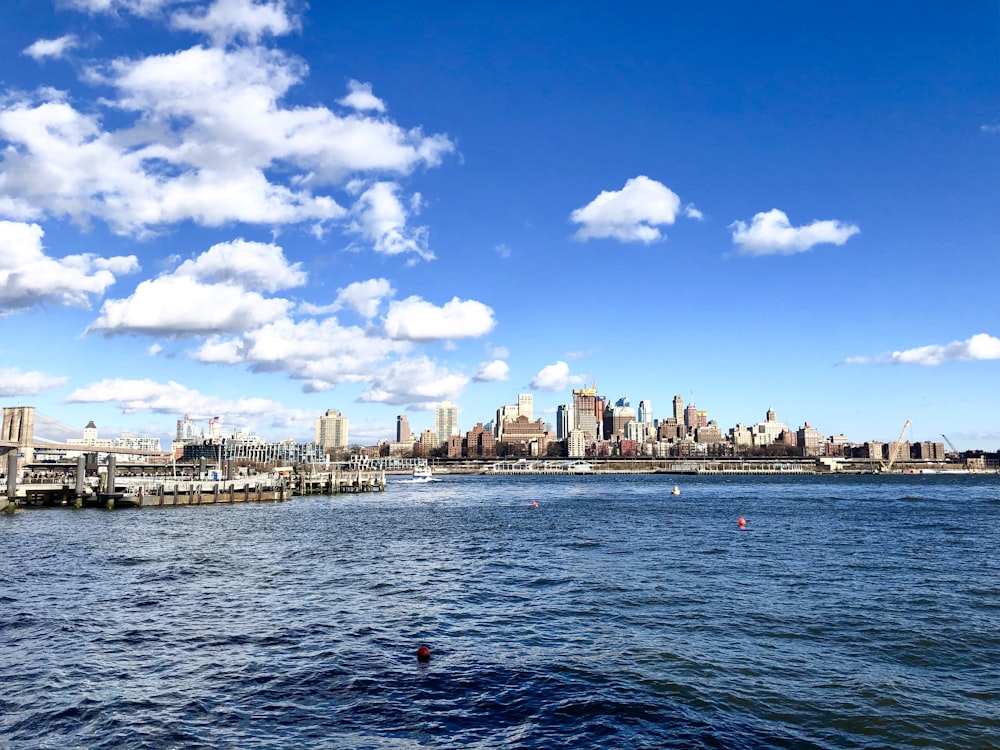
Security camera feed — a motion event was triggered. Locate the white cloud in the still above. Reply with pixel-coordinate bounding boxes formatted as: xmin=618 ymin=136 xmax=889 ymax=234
xmin=192 ymin=316 xmax=411 ymax=389
xmin=0 ymin=220 xmax=138 ymax=312
xmin=338 ymin=80 xmax=386 ymax=113
xmin=0 ymin=367 xmax=67 ymax=396
xmin=335 ymin=278 xmax=394 ymax=318
xmin=486 ymin=344 xmax=509 ymax=358
xmin=0 ymin=45 xmax=453 ymax=238
xmin=349 ymin=182 xmax=432 ymax=261
xmin=298 ymin=278 xmax=395 ymax=318
xmin=90 ymin=275 xmax=291 ymax=336
xmin=981 ymin=123 xmax=1000 ymax=134
xmin=570 ymin=175 xmax=685 ymax=243
xmin=147 ymin=343 xmax=163 ymax=356
xmin=65 ymin=0 xmax=171 ymax=15
xmin=529 ymin=361 xmax=584 ymax=392
xmin=384 ymin=296 xmax=496 ymax=342
xmin=24 ymin=35 xmax=80 ymax=60
xmin=474 ymin=359 xmax=509 ymax=382
xmin=495 ymin=242 xmax=511 ymax=259
xmin=730 ymin=208 xmax=859 ymax=255
xmin=684 ymin=203 xmax=704 ymax=220
xmin=175 ymin=238 xmax=306 ymax=292
xmin=170 ymin=0 xmax=299 ymax=44
xmin=64 ymin=376 xmax=315 ymax=434
xmin=357 ymin=356 xmax=468 ymax=406
xmin=846 ymin=333 xmax=1000 ymax=366
xmin=87 ymin=238 xmax=307 ymax=335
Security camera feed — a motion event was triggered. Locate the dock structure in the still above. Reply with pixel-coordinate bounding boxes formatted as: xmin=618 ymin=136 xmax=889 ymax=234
xmin=0 ymin=455 xmax=385 ymax=513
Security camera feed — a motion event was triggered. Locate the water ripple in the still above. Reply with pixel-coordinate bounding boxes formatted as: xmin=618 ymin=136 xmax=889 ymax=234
xmin=2 ymin=474 xmax=999 ymax=748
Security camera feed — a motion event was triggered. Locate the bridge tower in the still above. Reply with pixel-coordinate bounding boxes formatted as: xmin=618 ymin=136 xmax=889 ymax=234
xmin=2 ymin=406 xmax=36 ymax=464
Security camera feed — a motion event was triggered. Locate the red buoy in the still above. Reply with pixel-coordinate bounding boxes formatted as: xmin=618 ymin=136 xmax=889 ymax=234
xmin=416 ymin=645 xmax=431 ymax=662
xmin=737 ymin=517 xmax=747 ymax=529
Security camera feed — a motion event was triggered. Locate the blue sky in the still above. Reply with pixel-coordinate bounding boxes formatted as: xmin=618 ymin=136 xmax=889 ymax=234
xmin=1 ymin=0 xmax=998 ymax=451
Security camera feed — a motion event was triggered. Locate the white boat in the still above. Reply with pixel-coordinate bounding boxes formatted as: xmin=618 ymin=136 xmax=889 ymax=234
xmin=412 ymin=465 xmax=433 ymax=481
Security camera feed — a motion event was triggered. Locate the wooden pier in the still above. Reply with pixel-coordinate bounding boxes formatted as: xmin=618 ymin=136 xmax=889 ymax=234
xmin=1 ymin=453 xmax=386 ymax=513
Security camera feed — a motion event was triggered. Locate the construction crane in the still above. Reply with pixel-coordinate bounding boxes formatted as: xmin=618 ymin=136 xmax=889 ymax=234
xmin=880 ymin=419 xmax=912 ymax=473
xmin=941 ymin=434 xmax=959 ymax=454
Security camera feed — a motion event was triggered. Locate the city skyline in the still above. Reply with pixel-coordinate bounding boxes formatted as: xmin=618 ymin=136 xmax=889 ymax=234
xmin=1 ymin=2 xmax=998 ymax=452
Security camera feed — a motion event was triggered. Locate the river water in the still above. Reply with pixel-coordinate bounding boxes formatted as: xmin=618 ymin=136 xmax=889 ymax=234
xmin=2 ymin=473 xmax=998 ymax=749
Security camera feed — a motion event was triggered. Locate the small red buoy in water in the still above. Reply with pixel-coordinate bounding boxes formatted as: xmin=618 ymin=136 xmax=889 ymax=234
xmin=531 ymin=501 xmax=539 ymax=508
xmin=416 ymin=645 xmax=431 ymax=662
xmin=737 ymin=517 xmax=747 ymax=529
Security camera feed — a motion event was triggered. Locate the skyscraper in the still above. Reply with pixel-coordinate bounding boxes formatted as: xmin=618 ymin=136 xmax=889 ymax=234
xmin=396 ymin=414 xmax=411 ymax=443
xmin=638 ymin=399 xmax=652 ymax=425
xmin=517 ymin=393 xmax=533 ymax=421
xmin=673 ymin=395 xmax=684 ymax=423
xmin=572 ymin=387 xmax=598 ymax=441
xmin=556 ymin=404 xmax=574 ymax=440
xmin=435 ymin=401 xmax=459 ymax=447
xmin=315 ymin=409 xmax=349 ymax=449
xmin=176 ymin=414 xmax=200 ymax=440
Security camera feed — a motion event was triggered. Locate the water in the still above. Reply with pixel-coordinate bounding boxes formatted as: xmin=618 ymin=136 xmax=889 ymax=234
xmin=2 ymin=474 xmax=999 ymax=749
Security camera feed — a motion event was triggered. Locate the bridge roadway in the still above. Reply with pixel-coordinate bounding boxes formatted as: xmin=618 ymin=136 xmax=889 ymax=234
xmin=3 ymin=439 xmax=171 ymax=458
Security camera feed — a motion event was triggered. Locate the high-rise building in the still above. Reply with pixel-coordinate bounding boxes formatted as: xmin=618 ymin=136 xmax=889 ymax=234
xmin=684 ymin=404 xmax=698 ymax=431
xmin=435 ymin=401 xmax=459 ymax=447
xmin=517 ymin=393 xmax=533 ymax=421
xmin=572 ymin=388 xmax=598 ymax=441
xmin=496 ymin=395 xmax=534 ymax=440
xmin=176 ymin=414 xmax=201 ymax=441
xmin=556 ymin=404 xmax=574 ymax=440
xmin=638 ymin=399 xmax=652 ymax=425
xmin=315 ymin=409 xmax=349 ymax=449
xmin=752 ymin=408 xmax=792 ymax=446
xmin=673 ymin=395 xmax=684 ymax=424
xmin=396 ymin=414 xmax=411 ymax=443
xmin=604 ymin=397 xmax=636 ymax=438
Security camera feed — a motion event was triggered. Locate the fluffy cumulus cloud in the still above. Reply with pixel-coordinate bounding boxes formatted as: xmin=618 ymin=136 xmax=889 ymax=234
xmin=88 ymin=239 xmax=302 ymax=336
xmin=474 ymin=359 xmax=509 ymax=382
xmin=846 ymin=333 xmax=1000 ymax=366
xmin=349 ymin=182 xmax=432 ymax=261
xmin=730 ymin=208 xmax=859 ymax=255
xmin=570 ymin=176 xmax=692 ymax=244
xmin=170 ymin=0 xmax=300 ymax=43
xmin=298 ymin=278 xmax=395 ymax=318
xmin=384 ymin=296 xmax=496 ymax=342
xmin=357 ymin=356 xmax=469 ymax=406
xmin=338 ymin=80 xmax=387 ymax=113
xmin=174 ymin=239 xmax=306 ymax=293
xmin=23 ymin=35 xmax=79 ymax=60
xmin=333 ymin=278 xmax=394 ymax=318
xmin=529 ymin=361 xmax=584 ymax=392
xmin=0 ymin=29 xmax=453 ymax=241
xmin=64 ymin=376 xmax=316 ymax=432
xmin=91 ymin=275 xmax=291 ymax=336
xmin=0 ymin=367 xmax=67 ymax=396
xmin=66 ymin=0 xmax=298 ymax=40
xmin=192 ymin=316 xmax=411 ymax=390
xmin=0 ymin=220 xmax=138 ymax=312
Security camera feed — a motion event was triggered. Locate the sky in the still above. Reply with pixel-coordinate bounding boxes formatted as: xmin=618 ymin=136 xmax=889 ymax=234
xmin=0 ymin=0 xmax=998 ymax=451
